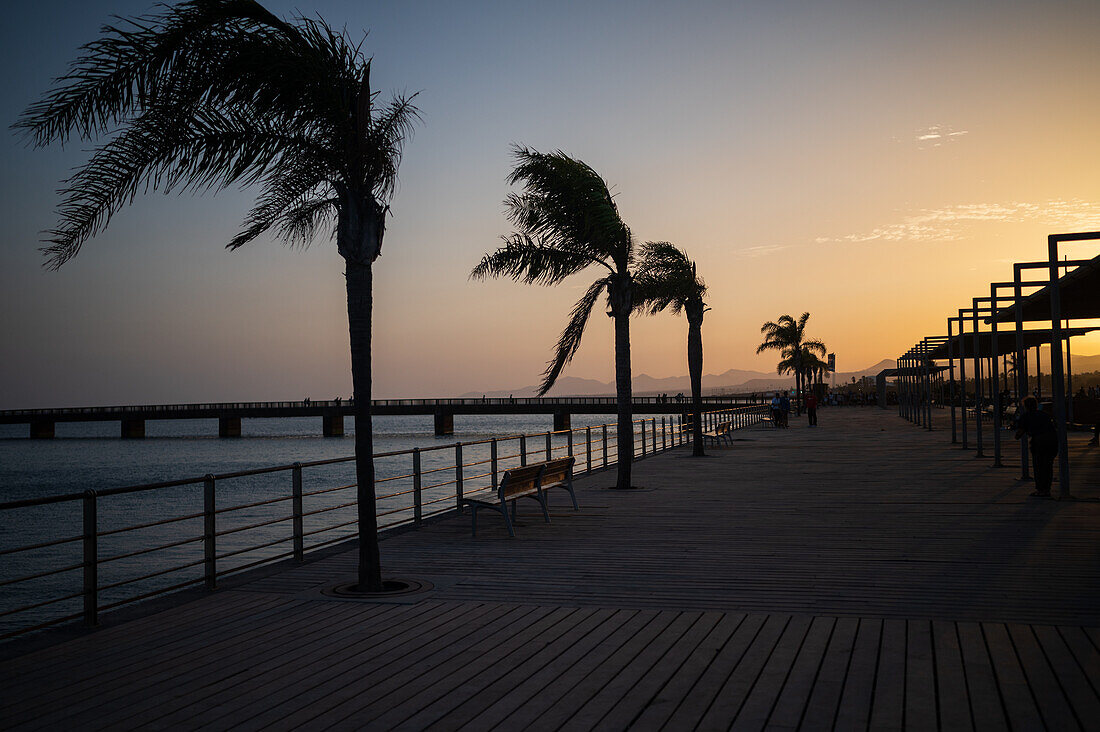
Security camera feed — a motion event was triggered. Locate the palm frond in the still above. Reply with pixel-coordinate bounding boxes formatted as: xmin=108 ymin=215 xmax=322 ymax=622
xmin=632 ymin=241 xmax=706 ymax=317
xmin=470 ymin=234 xmax=609 ymax=286
xmin=537 ymin=278 xmax=609 ymax=396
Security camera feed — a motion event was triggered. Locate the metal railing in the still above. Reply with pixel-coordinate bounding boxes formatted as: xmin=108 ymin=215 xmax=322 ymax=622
xmin=0 ymin=406 xmax=768 ymax=641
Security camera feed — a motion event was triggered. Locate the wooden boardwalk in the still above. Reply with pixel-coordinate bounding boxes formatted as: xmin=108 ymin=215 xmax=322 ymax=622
xmin=2 ymin=408 xmax=1098 ymax=730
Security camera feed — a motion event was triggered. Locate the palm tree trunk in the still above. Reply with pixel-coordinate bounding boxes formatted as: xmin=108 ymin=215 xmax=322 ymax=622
xmin=795 ymin=370 xmax=803 ymax=416
xmin=687 ymin=315 xmax=705 ymax=457
xmin=346 ymin=260 xmax=382 ymax=592
xmin=613 ymin=311 xmax=633 ymax=488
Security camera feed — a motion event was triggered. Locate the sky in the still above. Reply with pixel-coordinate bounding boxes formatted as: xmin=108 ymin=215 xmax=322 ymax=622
xmin=2 ymin=0 xmax=1099 ymax=407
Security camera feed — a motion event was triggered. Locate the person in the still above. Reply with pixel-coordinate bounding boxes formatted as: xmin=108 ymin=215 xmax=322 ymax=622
xmin=770 ymin=393 xmax=782 ymax=428
xmin=806 ymin=392 xmax=818 ymax=426
xmin=779 ymin=391 xmax=791 ymax=428
xmin=1014 ymin=396 xmax=1058 ymax=497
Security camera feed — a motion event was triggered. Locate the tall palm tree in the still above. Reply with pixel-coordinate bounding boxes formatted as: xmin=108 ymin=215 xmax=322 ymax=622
xmin=633 ymin=242 xmax=709 ymax=456
xmin=757 ymin=313 xmax=825 ymax=415
xmin=471 ymin=147 xmax=637 ymax=489
xmin=14 ymin=0 xmax=420 ymax=592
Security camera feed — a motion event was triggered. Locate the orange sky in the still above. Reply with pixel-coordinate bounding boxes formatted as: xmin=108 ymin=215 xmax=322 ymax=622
xmin=1 ymin=1 xmax=1098 ymax=406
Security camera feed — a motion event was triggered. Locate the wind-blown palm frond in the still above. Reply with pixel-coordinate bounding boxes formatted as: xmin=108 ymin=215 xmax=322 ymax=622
xmin=538 ymin=278 xmax=609 ymax=396
xmin=632 ymin=241 xmax=707 ymax=317
xmin=470 ymin=234 xmax=610 ymax=286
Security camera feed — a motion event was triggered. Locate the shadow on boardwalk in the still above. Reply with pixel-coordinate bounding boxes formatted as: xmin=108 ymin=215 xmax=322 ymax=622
xmin=2 ymin=408 xmax=1098 ymax=729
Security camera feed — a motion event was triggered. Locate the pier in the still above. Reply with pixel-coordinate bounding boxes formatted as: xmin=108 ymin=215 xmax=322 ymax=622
xmin=3 ymin=408 xmax=1097 ymax=729
xmin=0 ymin=395 xmax=758 ymax=438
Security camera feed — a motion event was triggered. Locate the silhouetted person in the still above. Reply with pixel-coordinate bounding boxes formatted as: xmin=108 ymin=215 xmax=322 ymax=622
xmin=806 ymin=392 xmax=818 ymax=426
xmin=1015 ymin=396 xmax=1057 ymax=497
xmin=779 ymin=391 xmax=791 ymax=428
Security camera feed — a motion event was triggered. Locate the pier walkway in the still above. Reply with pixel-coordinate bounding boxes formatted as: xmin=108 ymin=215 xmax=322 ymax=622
xmin=2 ymin=409 xmax=1098 ymax=730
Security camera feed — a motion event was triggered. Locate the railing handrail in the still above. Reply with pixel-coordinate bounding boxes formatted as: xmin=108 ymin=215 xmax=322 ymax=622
xmin=0 ymin=407 xmax=770 ymax=641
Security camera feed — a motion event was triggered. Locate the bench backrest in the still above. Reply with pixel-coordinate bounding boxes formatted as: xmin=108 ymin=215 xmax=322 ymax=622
xmin=539 ymin=456 xmax=574 ymax=486
xmin=499 ymin=464 xmax=544 ymax=500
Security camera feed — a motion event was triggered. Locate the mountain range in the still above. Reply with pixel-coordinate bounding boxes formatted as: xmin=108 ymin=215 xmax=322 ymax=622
xmin=462 ymin=359 xmax=900 ymax=398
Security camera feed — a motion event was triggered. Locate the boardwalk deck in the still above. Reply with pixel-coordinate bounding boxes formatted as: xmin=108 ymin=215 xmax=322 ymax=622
xmin=1 ymin=408 xmax=1098 ymax=730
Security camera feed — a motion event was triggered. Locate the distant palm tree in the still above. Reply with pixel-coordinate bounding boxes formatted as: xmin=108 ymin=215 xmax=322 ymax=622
xmin=798 ymin=347 xmax=830 ymax=397
xmin=472 ymin=147 xmax=637 ymax=489
xmin=757 ymin=313 xmax=825 ymax=415
xmin=14 ymin=0 xmax=420 ymax=592
xmin=633 ymin=242 xmax=709 ymax=456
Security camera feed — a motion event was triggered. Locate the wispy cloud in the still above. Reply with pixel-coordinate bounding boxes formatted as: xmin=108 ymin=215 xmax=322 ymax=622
xmin=911 ymin=124 xmax=969 ymax=148
xmin=815 ymin=199 xmax=1100 ymax=244
xmin=737 ymin=244 xmax=791 ymax=258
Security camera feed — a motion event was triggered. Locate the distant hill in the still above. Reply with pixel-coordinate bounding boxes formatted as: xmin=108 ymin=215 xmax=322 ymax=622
xmin=462 ymin=358 xmax=899 ymax=398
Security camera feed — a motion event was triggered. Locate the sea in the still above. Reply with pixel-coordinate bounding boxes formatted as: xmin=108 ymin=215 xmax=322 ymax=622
xmin=0 ymin=413 xmax=664 ymax=639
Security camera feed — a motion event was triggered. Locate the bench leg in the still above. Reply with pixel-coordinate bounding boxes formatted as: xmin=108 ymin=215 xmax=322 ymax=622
xmin=502 ymin=501 xmax=516 ymax=538
xmin=536 ymin=492 xmax=551 ymax=524
xmin=566 ymin=479 xmax=579 ymax=510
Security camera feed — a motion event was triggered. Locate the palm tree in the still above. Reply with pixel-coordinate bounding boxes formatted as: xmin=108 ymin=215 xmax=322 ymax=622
xmin=471 ymin=147 xmax=637 ymax=489
xmin=14 ymin=0 xmax=420 ymax=592
xmin=633 ymin=242 xmax=709 ymax=456
xmin=757 ymin=313 xmax=825 ymax=415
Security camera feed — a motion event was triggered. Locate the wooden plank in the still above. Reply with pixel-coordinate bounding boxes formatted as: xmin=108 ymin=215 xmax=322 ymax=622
xmin=799 ymin=616 xmax=858 ymax=730
xmin=1031 ymin=625 xmax=1100 ymax=725
xmin=905 ymin=619 xmax=938 ymax=731
xmin=590 ymin=611 xmax=724 ymax=731
xmin=1006 ymin=623 xmax=1080 ymax=730
xmin=511 ymin=610 xmax=681 ymax=731
xmin=560 ymin=611 xmax=706 ymax=731
xmin=467 ymin=609 xmax=654 ymax=731
xmin=662 ymin=613 xmax=768 ymax=730
xmin=426 ymin=607 xmax=622 ymax=732
xmin=957 ymin=621 xmax=1009 ymax=731
xmin=869 ymin=617 xmax=906 ymax=731
xmin=696 ymin=613 xmax=794 ymax=728
xmin=932 ymin=619 xmax=974 ymax=732
xmin=343 ymin=605 xmax=588 ymax=729
xmin=759 ymin=614 xmax=835 ymax=730
xmin=833 ymin=617 xmax=882 ymax=730
xmin=982 ymin=622 xmax=1044 ymax=728
xmin=626 ymin=612 xmax=748 ymax=730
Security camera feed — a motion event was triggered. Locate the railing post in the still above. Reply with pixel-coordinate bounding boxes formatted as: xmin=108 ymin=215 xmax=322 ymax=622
xmin=545 ymin=431 xmax=552 ymax=461
xmin=82 ymin=489 xmax=98 ymax=627
xmin=586 ymin=426 xmax=592 ymax=473
xmin=203 ymin=474 xmax=216 ymax=590
xmin=602 ymin=424 xmax=609 ymax=467
xmin=455 ymin=443 xmax=464 ymax=509
xmin=413 ymin=448 xmax=422 ymax=526
xmin=567 ymin=428 xmax=574 ymax=458
xmin=519 ymin=434 xmax=527 ymax=466
xmin=641 ymin=419 xmax=647 ymax=457
xmin=651 ymin=419 xmax=657 ymax=451
xmin=292 ymin=463 xmax=303 ymax=562
xmin=491 ymin=439 xmax=499 ymax=489
xmin=662 ymin=417 xmax=667 ymax=450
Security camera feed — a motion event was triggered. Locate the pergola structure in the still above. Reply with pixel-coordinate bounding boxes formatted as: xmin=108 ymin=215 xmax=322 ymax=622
xmin=894 ymin=232 xmax=1100 ymax=498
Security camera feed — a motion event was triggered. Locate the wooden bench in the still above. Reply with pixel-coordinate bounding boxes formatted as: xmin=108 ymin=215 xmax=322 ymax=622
xmin=460 ymin=456 xmax=577 ymax=537
xmin=702 ymin=420 xmax=734 ymax=447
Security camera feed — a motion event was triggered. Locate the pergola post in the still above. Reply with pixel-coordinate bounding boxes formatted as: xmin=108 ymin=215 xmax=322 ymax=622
xmin=990 ymin=285 xmax=1003 ymax=467
xmin=948 ymin=318 xmax=957 ymax=443
xmin=972 ymin=301 xmax=984 ymax=457
xmin=958 ymin=309 xmax=969 ymax=449
xmin=1047 ymin=235 xmax=1070 ymax=499
xmin=1013 ymin=264 xmax=1029 ymax=479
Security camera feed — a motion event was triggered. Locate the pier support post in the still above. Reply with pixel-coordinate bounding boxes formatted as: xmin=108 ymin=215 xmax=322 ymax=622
xmin=218 ymin=416 xmax=242 ymax=438
xmin=322 ymin=414 xmax=344 ymax=437
xmin=433 ymin=410 xmax=454 ymax=436
xmin=30 ymin=420 xmax=55 ymax=439
xmin=553 ymin=410 xmax=571 ymax=431
xmin=121 ymin=419 xmax=145 ymax=439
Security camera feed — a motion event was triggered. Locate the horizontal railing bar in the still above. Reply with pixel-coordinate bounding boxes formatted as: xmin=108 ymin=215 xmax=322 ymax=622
xmin=96 ymin=558 xmax=206 ymax=592
xmin=0 ymin=561 xmax=84 ymax=588
xmin=214 ymin=494 xmax=293 ymax=515
xmin=98 ymin=577 xmax=205 ymax=612
xmin=301 ymin=519 xmax=358 ymax=538
xmin=214 ymin=515 xmax=292 ymax=538
xmin=375 ymin=472 xmax=413 ymax=484
xmin=301 ymin=483 xmax=355 ymax=498
xmin=98 ymin=511 xmax=204 ymax=537
xmin=300 ymin=500 xmax=358 ymax=519
xmin=377 ymin=487 xmax=414 ymax=500
xmin=0 ymin=590 xmax=85 ymax=619
xmin=302 ymin=531 xmax=356 ymax=551
xmin=421 ymin=478 xmax=457 ymax=491
xmin=216 ymin=549 xmax=296 ymax=578
xmin=0 ymin=534 xmax=83 ymax=556
xmin=215 ymin=535 xmax=292 ymax=562
xmin=97 ymin=535 xmax=205 ymax=565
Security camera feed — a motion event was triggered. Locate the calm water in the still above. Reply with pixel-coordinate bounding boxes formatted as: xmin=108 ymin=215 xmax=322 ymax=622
xmin=0 ymin=413 xmax=671 ymax=638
